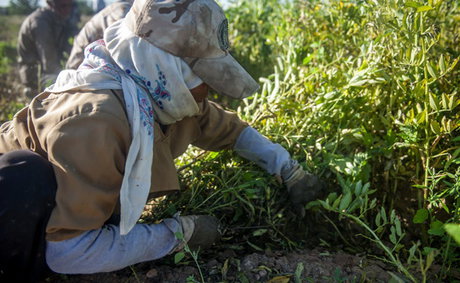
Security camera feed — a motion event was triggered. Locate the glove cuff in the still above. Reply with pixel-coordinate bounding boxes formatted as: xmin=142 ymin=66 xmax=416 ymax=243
xmin=167 ymin=214 xmax=220 ymax=253
xmin=279 ymin=159 xmax=302 ymax=186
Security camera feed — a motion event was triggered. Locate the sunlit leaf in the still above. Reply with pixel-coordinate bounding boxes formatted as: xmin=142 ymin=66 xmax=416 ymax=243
xmin=405 ymin=1 xmax=421 ymax=8
xmin=429 ymin=93 xmax=439 ymax=111
xmin=430 ymin=120 xmax=441 ymax=135
xmin=268 ymin=275 xmax=291 ymax=283
xmin=439 ymin=54 xmax=446 ymax=73
xmin=427 ymin=63 xmax=437 ymax=78
xmin=441 ymin=93 xmax=449 ymax=109
xmin=417 ymin=5 xmax=433 ymax=12
xmin=445 ymin=224 xmax=460 ymax=245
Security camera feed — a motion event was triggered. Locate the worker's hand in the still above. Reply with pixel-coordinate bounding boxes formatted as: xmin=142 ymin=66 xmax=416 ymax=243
xmin=280 ymin=163 xmax=325 ymax=217
xmin=177 ymin=215 xmax=220 ymax=251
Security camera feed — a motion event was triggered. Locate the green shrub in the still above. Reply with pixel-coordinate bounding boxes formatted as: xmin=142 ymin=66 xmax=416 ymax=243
xmin=0 ymin=41 xmax=16 ymax=75
xmin=151 ymin=0 xmax=460 ymax=281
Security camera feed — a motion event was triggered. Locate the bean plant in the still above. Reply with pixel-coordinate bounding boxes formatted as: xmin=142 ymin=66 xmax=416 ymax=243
xmin=151 ymin=0 xmax=460 ymax=281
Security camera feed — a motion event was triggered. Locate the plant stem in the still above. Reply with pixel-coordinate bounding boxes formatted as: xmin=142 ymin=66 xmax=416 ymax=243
xmin=320 ymin=211 xmax=354 ymax=247
xmin=420 ymin=10 xmax=430 ymax=246
xmin=340 ymin=212 xmax=416 ymax=282
xmin=185 ymin=247 xmax=205 ymax=283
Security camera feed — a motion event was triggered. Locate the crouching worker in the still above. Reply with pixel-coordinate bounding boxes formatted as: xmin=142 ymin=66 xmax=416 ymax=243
xmin=0 ymin=0 xmax=323 ymax=281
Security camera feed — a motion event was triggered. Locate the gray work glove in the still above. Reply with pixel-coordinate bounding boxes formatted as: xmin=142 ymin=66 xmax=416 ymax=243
xmin=280 ymin=162 xmax=324 ymax=217
xmin=175 ymin=215 xmax=220 ymax=252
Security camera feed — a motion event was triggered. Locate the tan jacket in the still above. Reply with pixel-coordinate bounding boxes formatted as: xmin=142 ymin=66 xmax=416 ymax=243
xmin=66 ymin=2 xmax=132 ymax=69
xmin=0 ymin=89 xmax=247 ymax=241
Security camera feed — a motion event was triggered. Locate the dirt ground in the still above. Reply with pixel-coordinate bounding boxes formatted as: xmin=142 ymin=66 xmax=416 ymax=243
xmin=42 ymin=247 xmax=403 ymax=283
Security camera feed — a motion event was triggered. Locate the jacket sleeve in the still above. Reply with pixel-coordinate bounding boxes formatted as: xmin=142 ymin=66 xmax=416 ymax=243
xmin=45 ymin=111 xmax=131 ymax=241
xmin=192 ymin=99 xmax=249 ymax=151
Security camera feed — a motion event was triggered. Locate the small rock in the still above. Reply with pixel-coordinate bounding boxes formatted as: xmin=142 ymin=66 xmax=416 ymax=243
xmin=146 ymin=268 xmax=158 ymax=278
xmin=206 ymin=259 xmax=219 ymax=268
xmin=241 ymin=257 xmax=257 ymax=271
xmin=258 ymin=269 xmax=268 ymax=277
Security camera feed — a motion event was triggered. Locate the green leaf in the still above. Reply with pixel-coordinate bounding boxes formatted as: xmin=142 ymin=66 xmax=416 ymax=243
xmin=237 ymin=273 xmax=250 ymax=283
xmin=448 ymin=94 xmax=457 ymax=110
xmin=362 ymin=182 xmax=370 ymax=194
xmin=389 ymin=227 xmax=397 ymax=244
xmin=354 ymin=181 xmax=363 ymax=196
xmin=174 ymin=252 xmax=185 ymax=264
xmin=318 ymin=200 xmax=331 ymax=210
xmin=327 ymin=192 xmax=338 ymax=203
xmin=442 ymin=93 xmax=449 ymax=109
xmin=332 ymin=195 xmax=342 ymax=209
xmin=205 ymin=151 xmax=220 ymax=160
xmin=413 ymin=209 xmax=429 ymax=223
xmin=347 ymin=198 xmax=362 ymax=213
xmin=417 ymin=5 xmax=433 ymax=12
xmin=369 ymin=199 xmax=377 ymax=209
xmin=381 ymin=207 xmax=388 ymax=224
xmin=416 ymin=109 xmax=427 ymax=124
xmin=439 ymin=54 xmax=446 ymax=73
xmin=395 ymin=218 xmax=402 ymax=236
xmin=405 ymin=1 xmax=421 ymax=8
xmin=247 ymin=240 xmax=264 ymax=251
xmin=375 ymin=212 xmax=382 ymax=227
xmin=294 ymin=262 xmax=304 ymax=283
xmin=268 ymin=275 xmax=291 ymax=283
xmin=425 ymin=248 xmax=439 ymax=269
xmin=252 ymin=229 xmax=268 ymax=236
xmin=445 ymin=224 xmax=460 ymax=245
xmin=175 ymin=232 xmax=184 ymax=240
xmin=428 ymin=220 xmax=445 ymax=236
xmin=430 ymin=120 xmax=441 ymax=135
xmin=427 ymin=63 xmax=437 ymax=78
xmin=390 ymin=209 xmax=396 ymax=222
xmin=407 ymin=244 xmax=418 ymax=265
xmin=339 ymin=192 xmax=352 ymax=211
xmin=429 ymin=93 xmax=439 ymax=111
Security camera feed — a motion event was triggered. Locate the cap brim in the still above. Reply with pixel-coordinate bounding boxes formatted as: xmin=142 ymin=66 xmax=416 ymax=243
xmin=184 ymin=53 xmax=259 ymax=99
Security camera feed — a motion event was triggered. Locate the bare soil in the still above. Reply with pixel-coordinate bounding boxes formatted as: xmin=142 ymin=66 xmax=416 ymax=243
xmin=42 ymin=247 xmax=401 ymax=283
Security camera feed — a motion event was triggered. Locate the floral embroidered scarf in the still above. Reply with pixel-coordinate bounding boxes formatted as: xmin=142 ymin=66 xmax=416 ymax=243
xmin=46 ymin=20 xmax=203 ymax=235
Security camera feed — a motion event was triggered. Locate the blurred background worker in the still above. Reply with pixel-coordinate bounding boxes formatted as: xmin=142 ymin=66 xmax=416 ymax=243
xmin=66 ymin=1 xmax=132 ymax=70
xmin=17 ymin=0 xmax=78 ymax=99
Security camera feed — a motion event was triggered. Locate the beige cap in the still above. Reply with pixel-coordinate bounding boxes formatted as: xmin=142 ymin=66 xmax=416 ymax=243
xmin=124 ymin=0 xmax=259 ymax=99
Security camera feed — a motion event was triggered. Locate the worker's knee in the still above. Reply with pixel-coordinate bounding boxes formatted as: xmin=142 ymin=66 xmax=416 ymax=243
xmin=0 ymin=150 xmax=57 ymax=213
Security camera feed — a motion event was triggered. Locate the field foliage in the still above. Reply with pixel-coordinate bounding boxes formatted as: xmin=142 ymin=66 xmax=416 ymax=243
xmin=0 ymin=0 xmax=459 ymax=281
xmin=163 ymin=0 xmax=460 ymax=281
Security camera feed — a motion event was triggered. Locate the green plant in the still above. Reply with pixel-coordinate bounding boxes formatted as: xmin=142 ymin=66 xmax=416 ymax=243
xmin=174 ymin=232 xmax=205 ymax=283
xmin=8 ymin=0 xmax=39 ymax=15
xmin=0 ymin=42 xmax=16 ymax=75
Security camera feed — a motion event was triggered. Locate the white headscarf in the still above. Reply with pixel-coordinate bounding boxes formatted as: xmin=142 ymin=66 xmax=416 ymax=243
xmin=46 ymin=20 xmax=203 ymax=235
